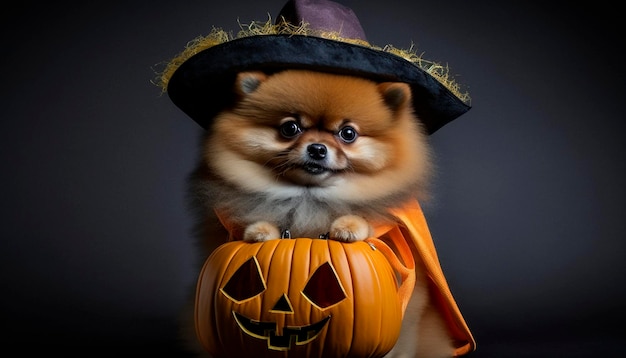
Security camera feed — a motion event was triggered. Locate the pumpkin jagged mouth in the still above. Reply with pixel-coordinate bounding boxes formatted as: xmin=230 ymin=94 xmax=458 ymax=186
xmin=233 ymin=311 xmax=331 ymax=350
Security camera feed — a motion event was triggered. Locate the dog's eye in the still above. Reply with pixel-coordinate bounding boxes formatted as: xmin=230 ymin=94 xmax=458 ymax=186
xmin=337 ymin=126 xmax=358 ymax=143
xmin=279 ymin=120 xmax=302 ymax=139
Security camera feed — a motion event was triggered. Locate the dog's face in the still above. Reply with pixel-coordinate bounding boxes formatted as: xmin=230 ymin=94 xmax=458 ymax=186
xmin=205 ymin=69 xmax=431 ymax=202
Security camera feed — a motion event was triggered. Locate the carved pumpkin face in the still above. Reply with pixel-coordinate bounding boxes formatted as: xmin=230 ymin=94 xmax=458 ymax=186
xmin=195 ymin=238 xmax=406 ymax=358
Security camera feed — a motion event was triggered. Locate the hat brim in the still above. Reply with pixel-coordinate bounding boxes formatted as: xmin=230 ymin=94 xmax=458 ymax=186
xmin=167 ymin=35 xmax=470 ymax=135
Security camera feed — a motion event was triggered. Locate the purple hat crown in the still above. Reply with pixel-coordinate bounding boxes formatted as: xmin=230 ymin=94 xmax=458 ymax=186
xmin=277 ymin=0 xmax=367 ymax=41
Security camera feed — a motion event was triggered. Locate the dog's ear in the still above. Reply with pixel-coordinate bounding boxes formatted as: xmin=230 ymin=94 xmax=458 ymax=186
xmin=378 ymin=82 xmax=412 ymax=113
xmin=235 ymin=71 xmax=268 ymax=96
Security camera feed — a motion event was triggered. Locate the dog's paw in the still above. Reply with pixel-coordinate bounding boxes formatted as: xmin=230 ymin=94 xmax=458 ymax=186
xmin=329 ymin=215 xmax=372 ymax=242
xmin=243 ymin=221 xmax=281 ymax=242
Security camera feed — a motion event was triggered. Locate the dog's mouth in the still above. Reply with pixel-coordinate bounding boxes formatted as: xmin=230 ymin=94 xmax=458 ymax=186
xmin=276 ymin=159 xmax=346 ymax=185
xmin=302 ymin=162 xmax=329 ymax=175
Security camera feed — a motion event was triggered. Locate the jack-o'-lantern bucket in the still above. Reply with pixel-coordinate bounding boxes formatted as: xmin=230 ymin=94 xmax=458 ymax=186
xmin=195 ymin=237 xmax=415 ymax=358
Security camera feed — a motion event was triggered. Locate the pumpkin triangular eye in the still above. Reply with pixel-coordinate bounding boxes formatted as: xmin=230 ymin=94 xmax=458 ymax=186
xmin=221 ymin=257 xmax=266 ymax=302
xmin=302 ymin=262 xmax=346 ymax=309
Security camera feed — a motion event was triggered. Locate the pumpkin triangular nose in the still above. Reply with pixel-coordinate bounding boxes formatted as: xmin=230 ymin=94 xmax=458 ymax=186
xmin=271 ymin=294 xmax=294 ymax=313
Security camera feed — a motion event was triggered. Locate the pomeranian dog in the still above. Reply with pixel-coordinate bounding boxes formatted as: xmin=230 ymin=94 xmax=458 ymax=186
xmin=183 ymin=69 xmax=455 ymax=357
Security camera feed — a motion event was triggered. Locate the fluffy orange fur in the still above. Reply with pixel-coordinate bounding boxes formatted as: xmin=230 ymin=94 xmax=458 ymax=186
xmin=183 ymin=69 xmax=455 ymax=357
xmin=194 ymin=70 xmax=432 ymax=241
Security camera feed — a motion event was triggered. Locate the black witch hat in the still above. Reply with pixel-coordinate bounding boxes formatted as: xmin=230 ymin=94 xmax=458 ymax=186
xmin=163 ymin=0 xmax=470 ymax=135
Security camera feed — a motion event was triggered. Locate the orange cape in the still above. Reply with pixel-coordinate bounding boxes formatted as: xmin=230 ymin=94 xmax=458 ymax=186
xmin=374 ymin=199 xmax=475 ymax=356
xmin=215 ymin=198 xmax=475 ymax=356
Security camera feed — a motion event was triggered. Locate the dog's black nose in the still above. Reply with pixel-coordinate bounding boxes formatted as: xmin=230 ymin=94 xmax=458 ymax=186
xmin=307 ymin=143 xmax=327 ymax=160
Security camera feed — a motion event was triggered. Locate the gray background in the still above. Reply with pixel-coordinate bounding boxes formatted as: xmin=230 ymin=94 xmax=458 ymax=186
xmin=2 ymin=1 xmax=624 ymax=356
